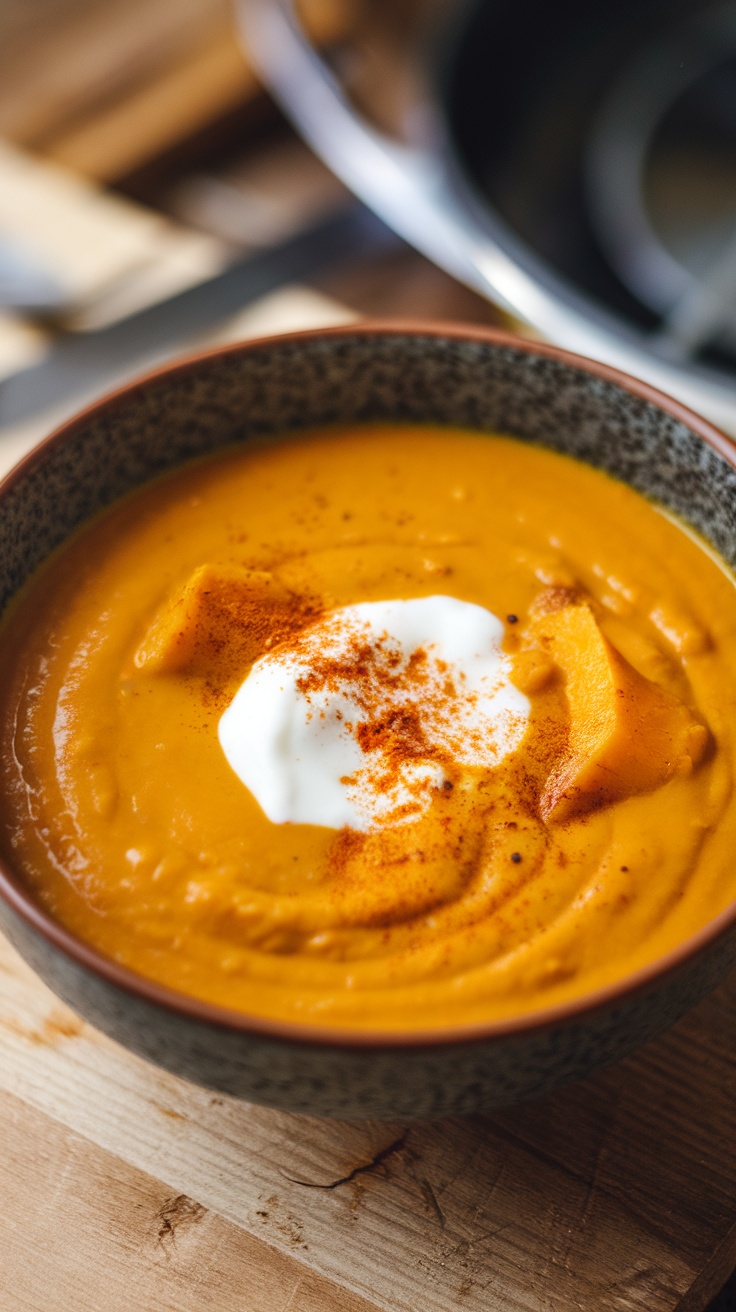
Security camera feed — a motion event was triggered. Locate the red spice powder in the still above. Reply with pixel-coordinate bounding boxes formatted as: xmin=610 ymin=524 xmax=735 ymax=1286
xmin=292 ymin=625 xmax=460 ymax=822
xmin=199 ymin=580 xmax=323 ymax=708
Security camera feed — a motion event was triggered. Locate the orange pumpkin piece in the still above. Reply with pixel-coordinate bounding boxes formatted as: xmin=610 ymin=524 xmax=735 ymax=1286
xmin=533 ymin=603 xmax=709 ymax=822
xmin=134 ymin=564 xmax=296 ymax=676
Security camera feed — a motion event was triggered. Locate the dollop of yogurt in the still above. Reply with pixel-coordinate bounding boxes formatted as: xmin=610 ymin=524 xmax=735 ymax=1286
xmin=218 ymin=596 xmax=530 ymax=831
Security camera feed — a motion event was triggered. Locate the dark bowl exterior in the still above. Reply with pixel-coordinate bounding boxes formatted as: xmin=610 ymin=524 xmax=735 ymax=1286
xmin=2 ymin=884 xmax=736 ymax=1119
xmin=2 ymin=323 xmax=736 ymax=1119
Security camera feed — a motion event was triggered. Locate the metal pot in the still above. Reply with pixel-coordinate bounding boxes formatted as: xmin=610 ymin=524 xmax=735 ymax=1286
xmin=238 ymin=0 xmax=736 ymax=431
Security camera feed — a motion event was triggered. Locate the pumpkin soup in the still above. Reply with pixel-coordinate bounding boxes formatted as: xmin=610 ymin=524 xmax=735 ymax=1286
xmin=1 ymin=424 xmax=735 ymax=1030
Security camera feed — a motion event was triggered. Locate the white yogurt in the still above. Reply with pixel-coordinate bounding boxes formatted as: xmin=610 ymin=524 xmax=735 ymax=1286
xmin=218 ymin=596 xmax=530 ymax=831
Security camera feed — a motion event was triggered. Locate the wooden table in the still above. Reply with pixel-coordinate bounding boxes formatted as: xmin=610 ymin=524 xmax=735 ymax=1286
xmin=1 ymin=926 xmax=735 ymax=1312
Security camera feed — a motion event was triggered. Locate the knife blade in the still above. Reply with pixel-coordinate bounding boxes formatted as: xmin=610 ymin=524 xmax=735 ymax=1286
xmin=0 ymin=203 xmax=395 ymax=427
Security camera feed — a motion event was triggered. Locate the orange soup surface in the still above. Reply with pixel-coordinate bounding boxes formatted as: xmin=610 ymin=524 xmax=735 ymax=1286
xmin=2 ymin=425 xmax=736 ymax=1030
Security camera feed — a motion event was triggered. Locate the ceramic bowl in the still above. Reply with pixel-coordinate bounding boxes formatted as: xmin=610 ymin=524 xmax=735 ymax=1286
xmin=1 ymin=323 xmax=735 ymax=1120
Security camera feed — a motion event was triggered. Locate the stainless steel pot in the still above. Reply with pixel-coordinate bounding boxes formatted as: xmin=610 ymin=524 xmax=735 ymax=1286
xmin=238 ymin=0 xmax=736 ymax=431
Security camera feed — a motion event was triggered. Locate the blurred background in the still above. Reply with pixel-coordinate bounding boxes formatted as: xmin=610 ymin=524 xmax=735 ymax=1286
xmin=0 ymin=1 xmax=735 ymax=1303
xmin=2 ymin=0 xmax=736 ymax=447
xmin=0 ymin=0 xmax=506 ymax=467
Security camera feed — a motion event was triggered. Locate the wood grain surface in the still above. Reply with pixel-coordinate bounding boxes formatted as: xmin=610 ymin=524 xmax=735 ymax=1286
xmin=0 ymin=1090 xmax=379 ymax=1312
xmin=1 ymin=929 xmax=734 ymax=1312
xmin=0 ymin=0 xmax=351 ymax=181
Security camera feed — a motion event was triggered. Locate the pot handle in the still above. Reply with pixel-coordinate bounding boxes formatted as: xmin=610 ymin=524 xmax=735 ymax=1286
xmin=236 ymin=0 xmax=513 ymax=299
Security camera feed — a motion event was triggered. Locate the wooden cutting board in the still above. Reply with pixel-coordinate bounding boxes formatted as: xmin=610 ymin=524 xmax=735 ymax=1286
xmin=0 ymin=289 xmax=735 ymax=1312
xmin=0 ymin=0 xmax=352 ymax=183
xmin=1 ymin=932 xmax=735 ymax=1312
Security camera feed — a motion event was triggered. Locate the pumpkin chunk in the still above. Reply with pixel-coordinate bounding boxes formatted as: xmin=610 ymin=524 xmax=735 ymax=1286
xmin=134 ymin=564 xmax=305 ymax=676
xmin=532 ymin=603 xmax=708 ymax=822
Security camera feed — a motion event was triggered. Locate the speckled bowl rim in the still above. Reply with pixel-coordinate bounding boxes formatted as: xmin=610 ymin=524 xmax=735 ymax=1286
xmin=1 ymin=319 xmax=736 ymax=1052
